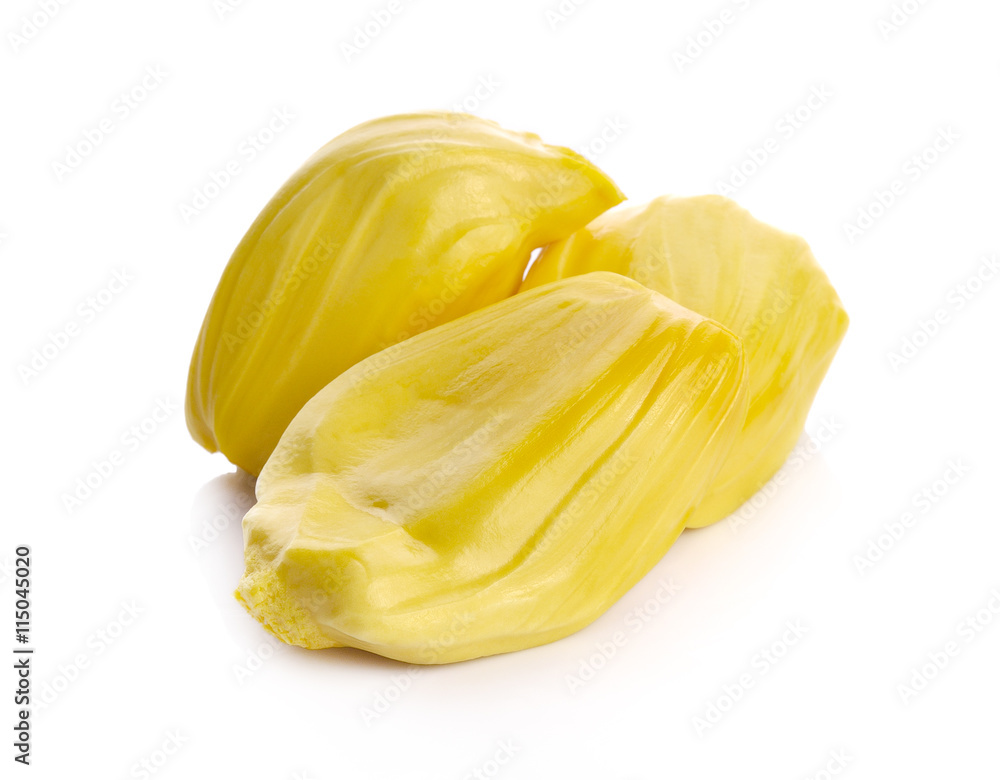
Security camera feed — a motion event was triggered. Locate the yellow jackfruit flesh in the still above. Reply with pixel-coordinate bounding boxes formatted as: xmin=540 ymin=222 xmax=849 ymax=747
xmin=236 ymin=273 xmax=748 ymax=663
xmin=521 ymin=195 xmax=848 ymax=528
xmin=186 ymin=112 xmax=624 ymax=475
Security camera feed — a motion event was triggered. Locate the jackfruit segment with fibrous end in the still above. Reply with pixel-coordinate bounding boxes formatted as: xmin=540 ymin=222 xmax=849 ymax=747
xmin=520 ymin=195 xmax=848 ymax=528
xmin=236 ymin=272 xmax=748 ymax=664
xmin=186 ymin=112 xmax=624 ymax=476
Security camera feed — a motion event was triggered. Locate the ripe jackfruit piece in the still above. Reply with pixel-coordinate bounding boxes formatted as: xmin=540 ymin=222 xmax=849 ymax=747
xmin=236 ymin=273 xmax=748 ymax=664
xmin=186 ymin=112 xmax=623 ymax=475
xmin=521 ymin=195 xmax=848 ymax=528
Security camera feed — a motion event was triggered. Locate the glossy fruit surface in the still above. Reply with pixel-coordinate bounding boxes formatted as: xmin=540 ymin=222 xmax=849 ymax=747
xmin=187 ymin=112 xmax=624 ymax=475
xmin=522 ymin=195 xmax=848 ymax=526
xmin=236 ymin=273 xmax=748 ymax=663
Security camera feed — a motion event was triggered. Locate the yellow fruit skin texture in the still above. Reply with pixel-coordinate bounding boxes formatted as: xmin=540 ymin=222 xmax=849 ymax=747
xmin=186 ymin=112 xmax=624 ymax=476
xmin=236 ymin=273 xmax=748 ymax=664
xmin=521 ymin=195 xmax=848 ymax=528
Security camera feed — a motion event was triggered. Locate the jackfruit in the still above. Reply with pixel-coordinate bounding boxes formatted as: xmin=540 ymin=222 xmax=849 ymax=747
xmin=521 ymin=195 xmax=848 ymax=527
xmin=236 ymin=273 xmax=748 ymax=663
xmin=186 ymin=112 xmax=623 ymax=475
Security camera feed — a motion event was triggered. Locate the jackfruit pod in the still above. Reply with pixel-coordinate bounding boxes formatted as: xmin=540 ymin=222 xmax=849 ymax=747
xmin=236 ymin=272 xmax=748 ymax=663
xmin=521 ymin=195 xmax=848 ymax=527
xmin=187 ymin=112 xmax=624 ymax=475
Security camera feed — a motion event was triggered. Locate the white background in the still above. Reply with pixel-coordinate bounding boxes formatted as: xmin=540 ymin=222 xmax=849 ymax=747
xmin=3 ymin=0 xmax=999 ymax=777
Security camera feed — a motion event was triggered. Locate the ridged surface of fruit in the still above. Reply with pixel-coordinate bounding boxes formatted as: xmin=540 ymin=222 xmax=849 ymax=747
xmin=236 ymin=273 xmax=748 ymax=663
xmin=186 ymin=112 xmax=624 ymax=475
xmin=521 ymin=196 xmax=848 ymax=527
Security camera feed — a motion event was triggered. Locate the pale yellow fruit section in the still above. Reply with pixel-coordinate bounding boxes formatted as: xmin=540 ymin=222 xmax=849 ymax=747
xmin=186 ymin=112 xmax=624 ymax=475
xmin=236 ymin=273 xmax=748 ymax=663
xmin=521 ymin=196 xmax=848 ymax=528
